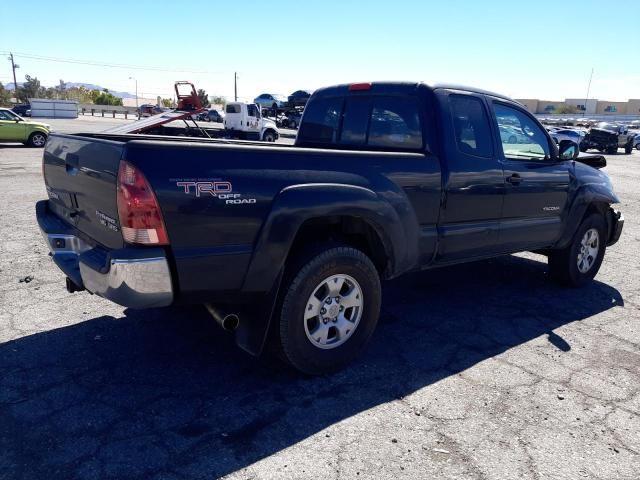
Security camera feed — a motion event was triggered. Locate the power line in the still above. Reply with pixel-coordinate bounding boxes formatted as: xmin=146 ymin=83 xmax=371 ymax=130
xmin=1 ymin=51 xmax=227 ymax=75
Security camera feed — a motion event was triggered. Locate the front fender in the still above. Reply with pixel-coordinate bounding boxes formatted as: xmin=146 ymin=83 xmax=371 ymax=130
xmin=555 ymin=163 xmax=619 ymax=249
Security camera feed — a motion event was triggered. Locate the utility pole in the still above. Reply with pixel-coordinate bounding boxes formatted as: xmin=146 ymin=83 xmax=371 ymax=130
xmin=583 ymin=68 xmax=594 ymax=117
xmin=234 ymin=72 xmax=238 ymax=102
xmin=8 ymin=53 xmax=19 ymax=103
xmin=129 ymin=76 xmax=138 ymax=109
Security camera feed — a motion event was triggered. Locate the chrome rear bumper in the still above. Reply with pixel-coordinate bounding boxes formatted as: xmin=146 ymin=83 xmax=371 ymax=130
xmin=36 ymin=200 xmax=173 ymax=309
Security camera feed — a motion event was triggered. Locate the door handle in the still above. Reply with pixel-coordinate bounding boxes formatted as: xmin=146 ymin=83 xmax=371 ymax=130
xmin=506 ymin=174 xmax=522 ymax=185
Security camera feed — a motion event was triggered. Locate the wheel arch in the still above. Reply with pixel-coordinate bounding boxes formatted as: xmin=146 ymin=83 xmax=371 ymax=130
xmin=241 ymin=183 xmax=406 ymax=294
xmin=555 ymin=185 xmax=618 ymax=249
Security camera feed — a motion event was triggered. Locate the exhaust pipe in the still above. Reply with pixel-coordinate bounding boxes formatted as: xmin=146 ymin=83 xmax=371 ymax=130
xmin=66 ymin=277 xmax=85 ymax=293
xmin=205 ymin=304 xmax=240 ymax=331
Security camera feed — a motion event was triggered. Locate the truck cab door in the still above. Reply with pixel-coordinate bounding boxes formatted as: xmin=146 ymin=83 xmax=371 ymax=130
xmin=435 ymin=92 xmax=505 ymax=263
xmin=246 ymin=104 xmax=261 ymax=136
xmin=489 ymin=101 xmax=570 ymax=251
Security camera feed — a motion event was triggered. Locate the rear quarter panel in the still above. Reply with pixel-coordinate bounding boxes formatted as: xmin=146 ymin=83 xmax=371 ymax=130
xmin=124 ymin=140 xmax=439 ymax=303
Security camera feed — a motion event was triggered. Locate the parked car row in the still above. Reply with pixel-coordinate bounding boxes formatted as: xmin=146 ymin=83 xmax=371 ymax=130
xmin=546 ymin=123 xmax=637 ymax=154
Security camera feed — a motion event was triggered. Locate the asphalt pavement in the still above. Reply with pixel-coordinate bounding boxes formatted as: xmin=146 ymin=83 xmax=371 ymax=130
xmin=0 ymin=117 xmax=638 ymax=479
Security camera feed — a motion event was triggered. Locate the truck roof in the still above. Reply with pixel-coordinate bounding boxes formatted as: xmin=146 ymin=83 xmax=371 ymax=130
xmin=311 ymin=81 xmax=518 ymax=105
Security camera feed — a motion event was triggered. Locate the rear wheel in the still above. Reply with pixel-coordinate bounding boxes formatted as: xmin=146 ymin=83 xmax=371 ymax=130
xmin=27 ymin=131 xmax=47 ymax=147
xmin=548 ymin=212 xmax=607 ymax=287
xmin=276 ymin=246 xmax=381 ymax=375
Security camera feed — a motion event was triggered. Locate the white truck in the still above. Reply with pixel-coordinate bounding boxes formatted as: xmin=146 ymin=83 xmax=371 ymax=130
xmin=224 ymin=102 xmax=279 ymax=142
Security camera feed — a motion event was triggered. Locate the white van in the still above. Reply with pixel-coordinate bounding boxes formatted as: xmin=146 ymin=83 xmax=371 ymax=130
xmin=224 ymin=102 xmax=279 ymax=142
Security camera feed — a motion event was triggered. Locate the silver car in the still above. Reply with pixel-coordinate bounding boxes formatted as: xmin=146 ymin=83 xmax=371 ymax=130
xmin=254 ymin=93 xmax=288 ymax=111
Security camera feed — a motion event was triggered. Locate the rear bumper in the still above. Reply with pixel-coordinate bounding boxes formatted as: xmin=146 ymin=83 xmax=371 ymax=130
xmin=607 ymin=208 xmax=624 ymax=246
xmin=36 ymin=200 xmax=173 ymax=308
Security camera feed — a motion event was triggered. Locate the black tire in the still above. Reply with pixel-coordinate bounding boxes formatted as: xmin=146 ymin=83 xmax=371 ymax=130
xmin=262 ymin=129 xmax=276 ymax=142
xmin=605 ymin=146 xmax=617 ymax=154
xmin=276 ymin=245 xmax=381 ymax=375
xmin=624 ymin=142 xmax=632 ymax=154
xmin=27 ymin=131 xmax=47 ymax=148
xmin=548 ymin=212 xmax=607 ymax=287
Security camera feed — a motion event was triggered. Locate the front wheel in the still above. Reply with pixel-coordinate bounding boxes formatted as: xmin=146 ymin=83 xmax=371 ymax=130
xmin=276 ymin=246 xmax=381 ymax=375
xmin=27 ymin=131 xmax=47 ymax=147
xmin=548 ymin=213 xmax=607 ymax=287
xmin=262 ymin=130 xmax=276 ymax=142
xmin=624 ymin=142 xmax=633 ymax=154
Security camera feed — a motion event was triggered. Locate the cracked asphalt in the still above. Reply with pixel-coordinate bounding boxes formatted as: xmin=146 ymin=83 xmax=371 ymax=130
xmin=1 ymin=117 xmax=639 ymax=479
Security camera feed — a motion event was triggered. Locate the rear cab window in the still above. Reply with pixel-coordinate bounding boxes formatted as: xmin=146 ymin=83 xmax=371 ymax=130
xmin=298 ymin=94 xmax=424 ymax=151
xmin=226 ymin=104 xmax=241 ymax=114
xmin=449 ymin=95 xmax=493 ymax=158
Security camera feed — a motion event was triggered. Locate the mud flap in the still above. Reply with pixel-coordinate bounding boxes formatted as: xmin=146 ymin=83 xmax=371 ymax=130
xmin=234 ymin=270 xmax=284 ymax=356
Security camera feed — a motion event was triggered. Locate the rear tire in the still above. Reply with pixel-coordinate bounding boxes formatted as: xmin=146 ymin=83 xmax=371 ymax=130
xmin=548 ymin=213 xmax=607 ymax=287
xmin=27 ymin=131 xmax=47 ymax=148
xmin=276 ymin=246 xmax=381 ymax=375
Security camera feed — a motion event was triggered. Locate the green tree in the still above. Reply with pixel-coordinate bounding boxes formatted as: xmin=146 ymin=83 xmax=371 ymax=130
xmin=93 ymin=89 xmax=123 ymax=106
xmin=17 ymin=75 xmax=42 ymax=102
xmin=0 ymin=82 xmax=11 ymax=106
xmin=210 ymin=96 xmax=226 ymax=107
xmin=65 ymin=86 xmax=94 ymax=104
xmin=161 ymin=98 xmax=176 ymax=108
xmin=197 ymin=89 xmax=210 ymax=108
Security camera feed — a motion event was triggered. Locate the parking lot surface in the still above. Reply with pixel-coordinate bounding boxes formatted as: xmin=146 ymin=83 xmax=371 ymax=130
xmin=0 ymin=117 xmax=639 ymax=479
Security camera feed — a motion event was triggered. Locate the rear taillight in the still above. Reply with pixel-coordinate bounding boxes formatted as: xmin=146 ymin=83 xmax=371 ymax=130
xmin=117 ymin=160 xmax=169 ymax=245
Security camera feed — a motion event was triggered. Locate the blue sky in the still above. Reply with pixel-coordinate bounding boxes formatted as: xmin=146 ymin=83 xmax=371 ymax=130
xmin=1 ymin=0 xmax=638 ymax=102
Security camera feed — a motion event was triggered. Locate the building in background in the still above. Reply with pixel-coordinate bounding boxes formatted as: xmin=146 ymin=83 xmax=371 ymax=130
xmin=517 ymin=97 xmax=640 ymax=117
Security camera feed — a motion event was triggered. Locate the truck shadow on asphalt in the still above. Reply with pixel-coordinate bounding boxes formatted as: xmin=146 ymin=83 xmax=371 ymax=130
xmin=0 ymin=254 xmax=624 ymax=479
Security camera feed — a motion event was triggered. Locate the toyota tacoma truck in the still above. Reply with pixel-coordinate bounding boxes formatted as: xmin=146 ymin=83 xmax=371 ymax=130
xmin=36 ymin=82 xmax=624 ymax=374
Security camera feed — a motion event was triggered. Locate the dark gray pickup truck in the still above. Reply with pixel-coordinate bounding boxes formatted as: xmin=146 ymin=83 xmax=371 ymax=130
xmin=37 ymin=82 xmax=623 ymax=374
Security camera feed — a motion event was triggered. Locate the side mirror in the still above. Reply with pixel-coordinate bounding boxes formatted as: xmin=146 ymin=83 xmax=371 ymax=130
xmin=558 ymin=140 xmax=578 ymax=160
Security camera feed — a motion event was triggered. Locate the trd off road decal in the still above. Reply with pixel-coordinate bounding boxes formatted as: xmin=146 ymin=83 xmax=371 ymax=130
xmin=171 ymin=178 xmax=257 ymax=205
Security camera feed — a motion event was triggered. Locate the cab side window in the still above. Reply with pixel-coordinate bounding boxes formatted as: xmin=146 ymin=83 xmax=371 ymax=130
xmin=247 ymin=104 xmax=258 ymax=117
xmin=368 ymin=96 xmax=423 ymax=150
xmin=493 ymin=103 xmax=550 ymax=161
xmin=450 ymin=95 xmax=493 ymax=158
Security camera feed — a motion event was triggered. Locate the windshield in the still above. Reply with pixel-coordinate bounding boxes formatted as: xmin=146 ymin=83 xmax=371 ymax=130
xmin=594 ymin=122 xmax=617 ymax=131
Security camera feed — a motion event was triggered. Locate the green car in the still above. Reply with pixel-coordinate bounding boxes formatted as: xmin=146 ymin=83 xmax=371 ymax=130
xmin=0 ymin=108 xmax=51 ymax=147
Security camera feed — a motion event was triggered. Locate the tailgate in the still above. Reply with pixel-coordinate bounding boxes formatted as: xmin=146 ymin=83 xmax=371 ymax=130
xmin=43 ymin=133 xmax=125 ymax=249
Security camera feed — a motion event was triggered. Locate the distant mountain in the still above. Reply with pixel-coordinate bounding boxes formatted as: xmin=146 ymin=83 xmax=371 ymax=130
xmin=3 ymin=81 xmax=135 ymax=99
